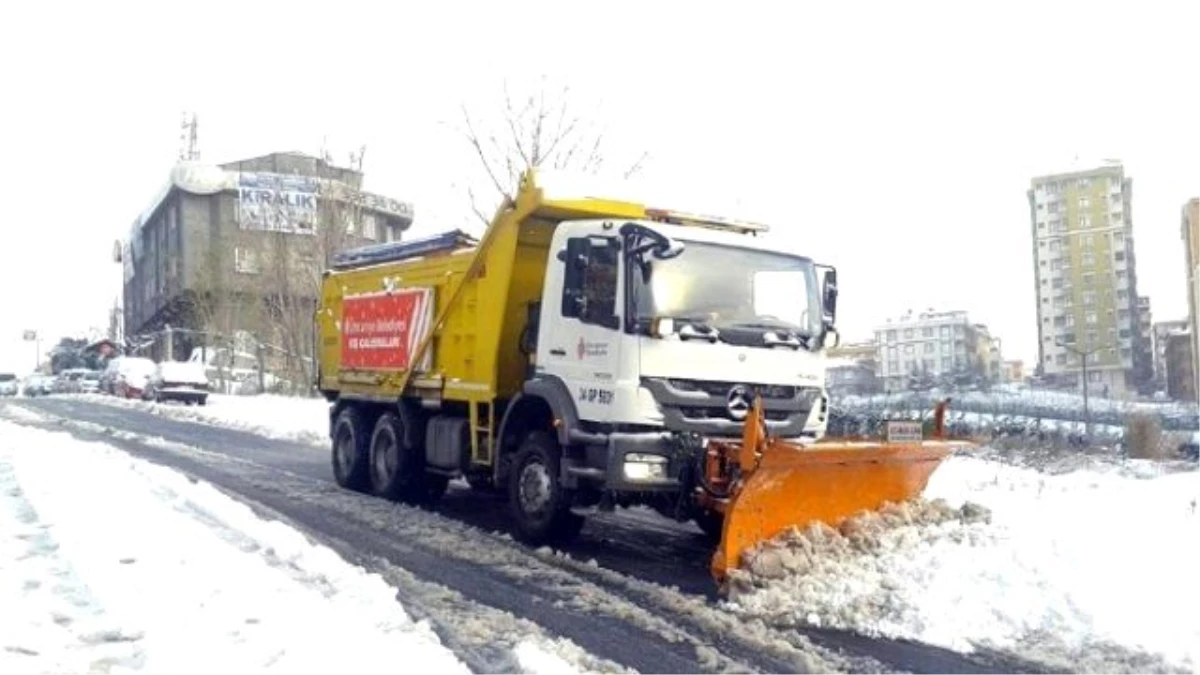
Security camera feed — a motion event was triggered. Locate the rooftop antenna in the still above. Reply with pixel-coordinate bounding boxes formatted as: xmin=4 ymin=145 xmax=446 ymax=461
xmin=349 ymin=145 xmax=367 ymax=172
xmin=320 ymin=135 xmax=334 ymax=164
xmin=179 ymin=112 xmax=199 ymax=161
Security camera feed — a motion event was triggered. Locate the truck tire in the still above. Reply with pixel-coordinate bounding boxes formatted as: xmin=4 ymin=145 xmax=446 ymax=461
xmin=332 ymin=407 xmax=370 ymax=492
xmin=508 ymin=431 xmax=584 ymax=545
xmin=369 ymin=412 xmax=422 ymax=502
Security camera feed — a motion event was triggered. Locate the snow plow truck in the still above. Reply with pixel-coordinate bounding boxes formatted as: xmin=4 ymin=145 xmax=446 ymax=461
xmin=315 ymin=170 xmax=967 ymax=587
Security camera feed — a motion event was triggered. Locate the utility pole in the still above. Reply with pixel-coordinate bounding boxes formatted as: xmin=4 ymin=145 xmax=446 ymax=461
xmin=1055 ymin=338 xmax=1110 ymax=440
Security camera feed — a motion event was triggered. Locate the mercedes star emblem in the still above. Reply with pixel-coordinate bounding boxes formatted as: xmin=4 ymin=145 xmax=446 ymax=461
xmin=726 ymin=384 xmax=753 ymax=421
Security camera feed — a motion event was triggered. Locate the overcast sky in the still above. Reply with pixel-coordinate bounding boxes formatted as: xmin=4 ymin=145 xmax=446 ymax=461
xmin=2 ymin=0 xmax=1198 ymax=374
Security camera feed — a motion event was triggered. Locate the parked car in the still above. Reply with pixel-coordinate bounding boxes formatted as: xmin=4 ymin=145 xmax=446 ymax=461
xmin=143 ymin=361 xmax=210 ymax=405
xmin=100 ymin=357 xmax=124 ymax=394
xmin=112 ymin=357 xmax=157 ymax=399
xmin=0 ymin=373 xmax=17 ymax=397
xmin=78 ymin=370 xmax=101 ymax=394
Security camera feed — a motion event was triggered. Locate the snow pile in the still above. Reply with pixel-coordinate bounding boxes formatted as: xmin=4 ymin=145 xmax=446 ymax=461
xmin=723 ymin=455 xmax=1200 ymax=672
xmin=63 ymin=393 xmax=331 ymax=444
xmin=0 ymin=419 xmax=469 ymax=674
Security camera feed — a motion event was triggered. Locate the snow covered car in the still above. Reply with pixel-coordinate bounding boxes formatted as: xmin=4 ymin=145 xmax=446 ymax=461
xmin=0 ymin=373 xmax=17 ymax=397
xmin=113 ymin=357 xmax=157 ymax=399
xmin=143 ymin=361 xmax=210 ymax=405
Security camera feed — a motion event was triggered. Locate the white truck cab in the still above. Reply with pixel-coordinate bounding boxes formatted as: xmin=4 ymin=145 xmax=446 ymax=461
xmin=526 ymin=213 xmax=838 ymax=495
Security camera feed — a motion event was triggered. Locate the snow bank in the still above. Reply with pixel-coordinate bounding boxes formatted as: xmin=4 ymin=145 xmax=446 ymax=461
xmin=62 ymin=393 xmax=330 ymax=444
xmin=0 ymin=419 xmax=468 ymax=674
xmin=723 ymin=455 xmax=1200 ymax=672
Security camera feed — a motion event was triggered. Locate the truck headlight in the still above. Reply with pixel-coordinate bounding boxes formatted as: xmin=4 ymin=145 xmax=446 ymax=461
xmin=623 ymin=453 xmax=669 ymax=481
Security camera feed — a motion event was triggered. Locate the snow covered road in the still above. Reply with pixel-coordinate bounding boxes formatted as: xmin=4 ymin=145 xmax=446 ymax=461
xmin=2 ymin=394 xmax=1132 ymax=674
xmin=0 ymin=419 xmax=471 ymax=674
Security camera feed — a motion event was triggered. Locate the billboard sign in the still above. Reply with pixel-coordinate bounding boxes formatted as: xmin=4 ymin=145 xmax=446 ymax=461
xmin=340 ymin=288 xmax=435 ymax=371
xmin=237 ymin=172 xmax=318 ymax=235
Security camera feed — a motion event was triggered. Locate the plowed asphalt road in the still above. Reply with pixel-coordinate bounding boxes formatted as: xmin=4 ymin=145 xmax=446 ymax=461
xmin=1 ymin=396 xmax=1049 ymax=674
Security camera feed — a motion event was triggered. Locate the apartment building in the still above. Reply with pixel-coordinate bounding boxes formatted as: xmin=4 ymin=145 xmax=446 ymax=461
xmin=1153 ymin=319 xmax=1189 ymax=389
xmin=1164 ymin=331 xmax=1197 ymax=402
xmin=873 ymin=310 xmax=996 ymax=392
xmin=1136 ymin=296 xmax=1154 ymax=387
xmin=1027 ymin=163 xmax=1144 ymax=398
xmin=826 ymin=341 xmax=880 ymax=395
xmin=120 ymin=152 xmax=414 ymax=362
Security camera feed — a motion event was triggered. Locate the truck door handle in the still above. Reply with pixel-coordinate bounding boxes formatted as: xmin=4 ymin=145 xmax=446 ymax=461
xmin=550 ymin=348 xmax=566 ymax=356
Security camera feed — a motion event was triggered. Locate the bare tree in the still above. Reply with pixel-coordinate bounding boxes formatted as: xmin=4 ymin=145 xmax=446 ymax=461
xmin=255 ymin=169 xmax=372 ymax=393
xmin=457 ymin=78 xmax=649 ymax=225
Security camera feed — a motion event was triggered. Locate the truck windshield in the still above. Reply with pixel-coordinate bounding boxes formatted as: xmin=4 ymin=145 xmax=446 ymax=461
xmin=630 ymin=240 xmax=823 ymax=338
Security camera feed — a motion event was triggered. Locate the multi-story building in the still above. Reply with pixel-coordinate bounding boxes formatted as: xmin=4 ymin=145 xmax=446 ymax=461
xmin=119 ymin=152 xmax=414 ymax=370
xmin=1153 ymin=319 xmax=1190 ymax=390
xmin=1164 ymin=330 xmax=1197 ymax=402
xmin=976 ymin=325 xmax=1003 ymax=382
xmin=1135 ymin=296 xmax=1154 ymax=389
xmin=826 ymin=341 xmax=880 ymax=396
xmin=1182 ymin=198 xmax=1200 ymax=399
xmin=1002 ymin=360 xmax=1025 ymax=384
xmin=1028 ymin=163 xmax=1143 ymax=398
xmin=873 ymin=309 xmax=995 ymax=392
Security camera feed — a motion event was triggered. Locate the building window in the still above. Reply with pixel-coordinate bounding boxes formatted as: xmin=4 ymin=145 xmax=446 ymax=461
xmin=1081 ymin=253 xmax=1095 ymax=267
xmin=1114 ymin=251 xmax=1125 ymax=262
xmin=1079 ymin=214 xmax=1091 ymax=228
xmin=922 ymin=327 xmax=934 ymax=337
xmin=1078 ymin=178 xmax=1091 ymax=189
xmin=924 ymin=342 xmax=935 ymax=353
xmin=1052 ymin=277 xmax=1064 ymax=290
xmin=361 ymin=213 xmax=379 ymax=241
xmin=1085 ymin=312 xmax=1098 ymax=325
xmin=904 ymin=329 xmax=913 ymax=339
xmin=235 ymin=247 xmax=260 ymax=274
xmin=1047 ymin=202 xmax=1059 ymax=214
xmin=887 ymin=330 xmax=896 ymax=342
xmin=904 ymin=344 xmax=914 ymax=355
xmin=1056 ymin=353 xmax=1066 ymax=365
xmin=1079 ymin=196 xmax=1090 ymax=209
xmin=1082 ymin=291 xmax=1096 ymax=306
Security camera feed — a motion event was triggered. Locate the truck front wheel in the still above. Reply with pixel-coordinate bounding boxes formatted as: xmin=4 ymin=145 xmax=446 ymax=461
xmin=508 ymin=431 xmax=584 ymax=545
xmin=332 ymin=407 xmax=370 ymax=492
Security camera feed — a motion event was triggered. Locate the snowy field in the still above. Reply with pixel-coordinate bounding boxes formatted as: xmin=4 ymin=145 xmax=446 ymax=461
xmin=0 ymin=419 xmax=577 ymax=674
xmin=724 ymin=454 xmax=1200 ymax=673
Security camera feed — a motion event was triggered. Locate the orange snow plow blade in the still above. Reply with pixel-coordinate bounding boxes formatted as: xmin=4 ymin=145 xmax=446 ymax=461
xmin=705 ymin=399 xmax=970 ymax=587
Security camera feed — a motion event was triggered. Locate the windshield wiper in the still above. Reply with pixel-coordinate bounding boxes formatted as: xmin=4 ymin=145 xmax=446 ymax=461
xmin=721 ymin=321 xmax=815 ymax=350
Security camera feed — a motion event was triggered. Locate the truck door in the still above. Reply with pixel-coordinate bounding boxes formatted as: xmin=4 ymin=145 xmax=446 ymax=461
xmin=540 ymin=233 xmax=623 ymax=423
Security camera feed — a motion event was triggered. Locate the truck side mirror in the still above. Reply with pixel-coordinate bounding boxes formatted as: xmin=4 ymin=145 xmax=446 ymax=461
xmin=821 ymin=268 xmax=838 ymax=323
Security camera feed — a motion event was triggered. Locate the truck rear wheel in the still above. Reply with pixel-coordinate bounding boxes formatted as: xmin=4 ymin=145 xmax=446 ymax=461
xmin=369 ymin=412 xmax=422 ymax=502
xmin=370 ymin=411 xmax=448 ymax=508
xmin=332 ymin=407 xmax=370 ymax=492
xmin=508 ymin=431 xmax=584 ymax=545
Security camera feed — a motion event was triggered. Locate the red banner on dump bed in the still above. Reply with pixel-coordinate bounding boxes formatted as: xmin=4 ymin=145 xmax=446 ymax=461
xmin=340 ymin=288 xmax=434 ymax=371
